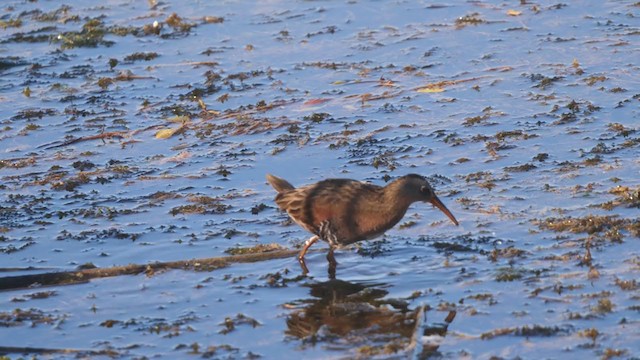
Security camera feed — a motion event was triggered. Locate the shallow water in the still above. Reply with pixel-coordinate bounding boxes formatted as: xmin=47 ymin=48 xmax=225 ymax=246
xmin=1 ymin=0 xmax=639 ymax=359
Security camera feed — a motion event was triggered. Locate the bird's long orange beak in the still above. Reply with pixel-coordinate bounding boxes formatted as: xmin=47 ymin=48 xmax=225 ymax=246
xmin=430 ymin=196 xmax=459 ymax=226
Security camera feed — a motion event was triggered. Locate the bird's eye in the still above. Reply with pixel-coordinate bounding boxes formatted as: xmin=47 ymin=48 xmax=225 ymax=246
xmin=420 ymin=186 xmax=432 ymax=196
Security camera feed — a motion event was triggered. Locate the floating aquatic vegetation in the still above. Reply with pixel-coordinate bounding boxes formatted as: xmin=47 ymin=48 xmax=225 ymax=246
xmin=536 ymin=215 xmax=639 ymax=240
xmin=0 ymin=308 xmax=62 ymax=327
xmin=53 ymin=18 xmax=113 ymax=49
xmin=123 ymin=52 xmax=159 ymax=62
xmin=494 ymin=267 xmax=526 ymax=282
xmin=602 ymin=186 xmax=640 ymax=209
xmin=480 ymin=324 xmax=573 ymax=340
xmin=170 ymin=196 xmax=229 ymax=216
xmin=455 ymin=13 xmax=486 ymax=27
xmin=224 ymin=243 xmax=285 ymax=255
xmin=10 ymin=291 xmax=57 ymax=302
xmin=218 ymin=313 xmax=261 ymax=335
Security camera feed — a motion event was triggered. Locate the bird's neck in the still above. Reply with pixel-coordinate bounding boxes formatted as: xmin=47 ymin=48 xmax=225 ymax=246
xmin=355 ymin=183 xmax=415 ymax=236
xmin=381 ymin=181 xmax=415 ymax=217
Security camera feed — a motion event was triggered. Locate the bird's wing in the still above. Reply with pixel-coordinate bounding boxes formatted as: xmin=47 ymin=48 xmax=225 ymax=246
xmin=275 ymin=179 xmax=382 ymax=238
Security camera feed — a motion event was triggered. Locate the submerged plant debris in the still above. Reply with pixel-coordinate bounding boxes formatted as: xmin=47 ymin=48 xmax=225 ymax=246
xmin=0 ymin=0 xmax=639 ymax=359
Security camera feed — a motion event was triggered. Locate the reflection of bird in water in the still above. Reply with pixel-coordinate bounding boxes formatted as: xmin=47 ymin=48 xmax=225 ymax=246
xmin=285 ymin=279 xmax=401 ymax=342
xmin=285 ymin=278 xmax=456 ymax=359
xmin=266 ymin=174 xmax=459 ymax=273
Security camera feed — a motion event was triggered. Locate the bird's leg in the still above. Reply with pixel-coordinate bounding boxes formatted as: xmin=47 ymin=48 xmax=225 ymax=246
xmin=326 ymin=247 xmax=337 ymax=265
xmin=298 ymin=235 xmax=319 ymax=275
xmin=299 ymin=257 xmax=309 ymax=275
xmin=327 ymin=247 xmax=337 ymax=280
xmin=298 ymin=235 xmax=319 ymax=260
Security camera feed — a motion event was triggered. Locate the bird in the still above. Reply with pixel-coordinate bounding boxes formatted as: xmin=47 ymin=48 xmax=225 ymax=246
xmin=266 ymin=173 xmax=459 ymax=272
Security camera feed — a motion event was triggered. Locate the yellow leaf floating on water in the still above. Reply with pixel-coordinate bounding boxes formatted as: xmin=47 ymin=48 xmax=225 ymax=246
xmin=157 ymin=116 xmax=190 ymax=139
xmin=155 ymin=126 xmax=183 ymax=139
xmin=507 ymin=9 xmax=522 ymax=16
xmin=155 ymin=129 xmax=175 ymax=139
xmin=416 ymin=78 xmax=481 ymax=94
xmin=572 ymin=58 xmax=580 ymax=68
xmin=416 ymin=86 xmax=445 ymax=93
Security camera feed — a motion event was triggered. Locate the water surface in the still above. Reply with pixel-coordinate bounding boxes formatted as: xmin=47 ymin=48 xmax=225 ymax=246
xmin=1 ymin=0 xmax=639 ymax=358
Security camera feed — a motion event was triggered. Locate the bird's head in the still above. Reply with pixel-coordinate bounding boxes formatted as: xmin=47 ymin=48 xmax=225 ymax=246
xmin=396 ymin=174 xmax=459 ymax=226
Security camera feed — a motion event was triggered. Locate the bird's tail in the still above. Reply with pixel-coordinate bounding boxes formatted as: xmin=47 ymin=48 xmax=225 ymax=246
xmin=266 ymin=174 xmax=295 ymax=193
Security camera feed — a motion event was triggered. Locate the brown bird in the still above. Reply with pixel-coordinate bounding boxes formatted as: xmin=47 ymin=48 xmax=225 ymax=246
xmin=266 ymin=174 xmax=459 ymax=272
